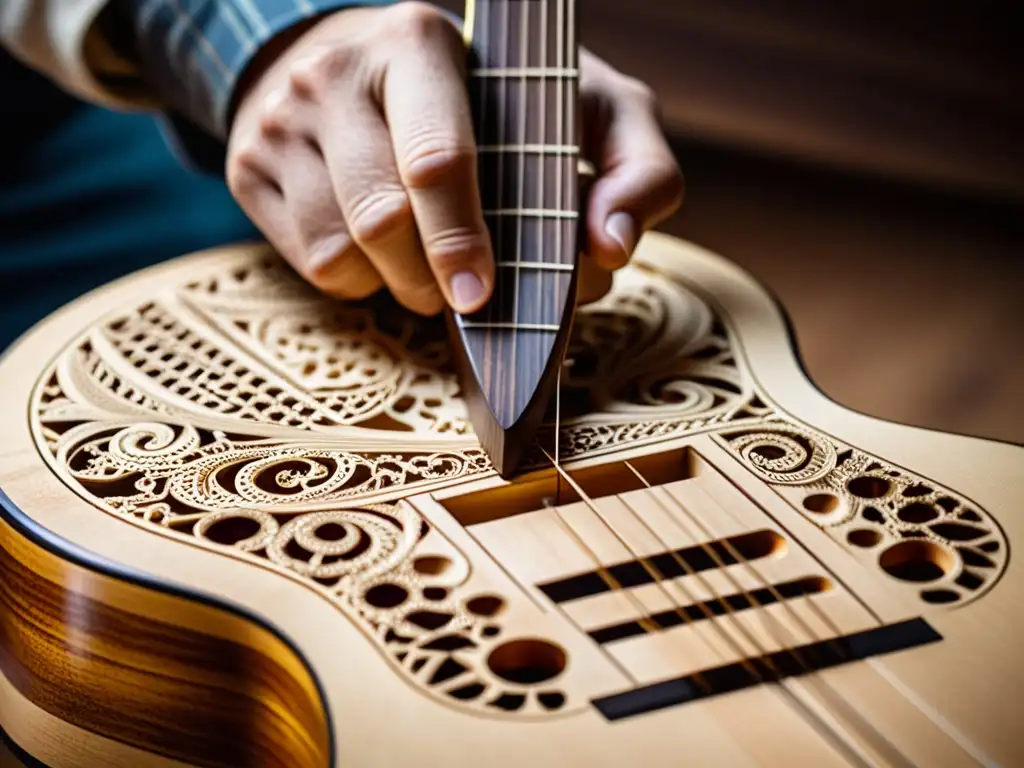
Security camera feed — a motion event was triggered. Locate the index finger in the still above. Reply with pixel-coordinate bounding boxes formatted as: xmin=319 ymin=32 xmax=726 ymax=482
xmin=380 ymin=17 xmax=495 ymax=315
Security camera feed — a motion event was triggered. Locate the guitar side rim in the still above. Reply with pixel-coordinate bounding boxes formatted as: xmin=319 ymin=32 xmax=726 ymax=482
xmin=0 ymin=487 xmax=336 ymax=768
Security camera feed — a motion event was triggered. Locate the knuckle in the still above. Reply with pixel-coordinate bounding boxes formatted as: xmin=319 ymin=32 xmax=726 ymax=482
xmin=401 ymin=140 xmax=474 ymax=189
xmin=346 ymin=188 xmax=414 ymax=245
xmin=621 ymin=76 xmax=657 ymax=108
xmin=423 ymin=228 xmax=490 ymax=274
xmin=395 ymin=281 xmax=446 ymax=316
xmin=289 ymin=46 xmax=355 ymax=97
xmin=226 ymin=142 xmax=270 ymax=197
xmin=654 ymin=162 xmax=685 ymax=207
xmin=287 ymin=56 xmax=325 ymax=98
xmin=303 ymin=241 xmax=378 ymax=298
xmin=385 ymin=1 xmax=452 ymax=40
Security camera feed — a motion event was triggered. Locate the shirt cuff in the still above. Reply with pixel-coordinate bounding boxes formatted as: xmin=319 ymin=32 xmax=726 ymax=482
xmin=122 ymin=0 xmax=398 ymax=143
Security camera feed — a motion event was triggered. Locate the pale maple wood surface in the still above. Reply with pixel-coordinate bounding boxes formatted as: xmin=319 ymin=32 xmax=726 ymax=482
xmin=657 ymin=141 xmax=1024 ymax=446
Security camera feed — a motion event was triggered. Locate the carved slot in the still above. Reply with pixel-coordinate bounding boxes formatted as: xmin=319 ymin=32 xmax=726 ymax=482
xmin=439 ymin=447 xmax=696 ymax=526
xmin=591 ymin=619 xmax=942 ymax=721
xmin=537 ymin=529 xmax=786 ymax=604
xmin=588 ymin=575 xmax=832 ymax=644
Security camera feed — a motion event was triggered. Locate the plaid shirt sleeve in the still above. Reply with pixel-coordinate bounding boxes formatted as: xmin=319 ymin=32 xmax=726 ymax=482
xmin=112 ymin=0 xmax=397 ymax=172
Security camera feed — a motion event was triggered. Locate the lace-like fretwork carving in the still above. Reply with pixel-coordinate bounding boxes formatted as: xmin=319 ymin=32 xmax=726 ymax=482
xmin=29 ymin=247 xmax=1007 ymax=716
xmin=716 ymin=423 xmax=1007 ymax=606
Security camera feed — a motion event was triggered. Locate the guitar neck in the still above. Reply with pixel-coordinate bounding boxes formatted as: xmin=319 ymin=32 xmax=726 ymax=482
xmin=453 ymin=0 xmax=582 ymax=477
xmin=465 ymin=0 xmax=581 ymax=265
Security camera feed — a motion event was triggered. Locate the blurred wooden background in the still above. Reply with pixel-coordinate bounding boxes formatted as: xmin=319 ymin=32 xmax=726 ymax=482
xmin=433 ymin=0 xmax=1024 ymax=443
xmin=570 ymin=0 xmax=1024 ymax=444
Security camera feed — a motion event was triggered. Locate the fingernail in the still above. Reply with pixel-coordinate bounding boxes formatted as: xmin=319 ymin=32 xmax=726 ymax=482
xmin=450 ymin=271 xmax=486 ymax=313
xmin=605 ymin=212 xmax=637 ymax=258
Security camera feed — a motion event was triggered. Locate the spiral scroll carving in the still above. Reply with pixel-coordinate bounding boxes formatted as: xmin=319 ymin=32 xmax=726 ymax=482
xmin=716 ymin=424 xmax=1008 ymax=606
xmin=28 ymin=247 xmax=1007 ymax=715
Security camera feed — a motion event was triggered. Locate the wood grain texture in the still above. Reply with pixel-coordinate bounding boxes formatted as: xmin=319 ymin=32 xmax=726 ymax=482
xmin=0 ymin=499 xmax=330 ymax=768
xmin=1 ymin=234 xmax=1022 ymax=767
xmin=453 ymin=0 xmax=581 ymax=476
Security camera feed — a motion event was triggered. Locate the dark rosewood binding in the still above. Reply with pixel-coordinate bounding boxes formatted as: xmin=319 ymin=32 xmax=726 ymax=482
xmin=450 ymin=0 xmax=581 ymax=478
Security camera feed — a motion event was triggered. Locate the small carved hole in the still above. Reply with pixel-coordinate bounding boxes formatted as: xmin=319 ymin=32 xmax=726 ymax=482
xmin=929 ymin=522 xmax=988 ymax=542
xmin=489 ymin=693 xmax=526 ymax=711
xmin=423 ymin=587 xmax=448 ymax=601
xmin=407 ymin=611 xmax=454 ymax=631
xmin=879 ymin=540 xmax=956 ymax=583
xmin=847 ymin=529 xmax=881 ymax=548
xmin=449 ymin=683 xmax=486 ymax=701
xmin=936 ymin=497 xmax=958 ymax=513
xmin=365 ymin=584 xmax=409 ymax=609
xmin=429 ymin=658 xmax=467 ymax=685
xmin=955 ymin=571 xmax=984 ymax=591
xmin=315 ymin=523 xmax=348 ymax=542
xmin=414 ymin=556 xmax=452 ymax=576
xmin=921 ymin=589 xmax=960 ymax=605
xmin=862 ymin=506 xmax=886 ymax=524
xmin=203 ymin=516 xmax=261 ymax=546
xmin=285 ymin=539 xmax=313 ymax=562
xmin=803 ymin=494 xmax=839 ymax=514
xmin=902 ymin=483 xmax=932 ymax=497
xmin=848 ymin=476 xmax=891 ymax=499
xmin=752 ymin=445 xmax=786 ymax=461
xmin=538 ymin=692 xmax=566 ymax=710
xmin=487 ymin=639 xmax=567 ymax=685
xmin=467 ymin=595 xmax=505 ymax=617
xmin=961 ymin=548 xmax=997 ymax=569
xmin=898 ymin=502 xmax=940 ymax=524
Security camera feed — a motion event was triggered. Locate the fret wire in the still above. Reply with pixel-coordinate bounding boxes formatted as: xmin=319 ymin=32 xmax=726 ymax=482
xmin=496 ymin=262 xmax=574 ymax=271
xmin=537 ymin=0 xmax=547 ymax=333
xmin=461 ymin=321 xmax=561 ymax=332
xmin=471 ymin=67 xmax=578 ymax=78
xmin=484 ymin=208 xmax=578 ymax=218
xmin=478 ymin=144 xmax=578 ymax=154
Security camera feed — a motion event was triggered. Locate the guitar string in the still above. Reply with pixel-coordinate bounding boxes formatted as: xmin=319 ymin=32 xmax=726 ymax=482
xmin=537 ymin=0 xmax=785 ymax=720
xmin=540 ymin=0 xmax=676 ymax=678
xmin=625 ymin=463 xmax=916 ymax=768
xmin=476 ymin=4 xmax=924 ymax=765
xmin=510 ymin=0 xmax=528 ymax=395
xmin=537 ymin=0 xmax=547 ymax=351
xmin=542 ymin=445 xmax=900 ymax=768
xmin=538 ymin=0 xmax=746 ymax=698
xmin=540 ymin=11 xmax=911 ymax=760
xmin=545 ymin=0 xmax=772 ymax=691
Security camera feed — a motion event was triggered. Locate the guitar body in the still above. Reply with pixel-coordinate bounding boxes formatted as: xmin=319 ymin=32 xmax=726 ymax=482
xmin=0 ymin=232 xmax=1021 ymax=767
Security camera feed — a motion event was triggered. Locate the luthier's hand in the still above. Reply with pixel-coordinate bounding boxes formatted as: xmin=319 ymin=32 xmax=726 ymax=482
xmin=226 ymin=2 xmax=683 ymax=315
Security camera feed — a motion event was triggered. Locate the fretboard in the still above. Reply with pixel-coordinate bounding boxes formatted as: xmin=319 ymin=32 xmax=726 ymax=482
xmin=467 ymin=0 xmax=580 ymax=318
xmin=452 ymin=0 xmax=580 ymax=475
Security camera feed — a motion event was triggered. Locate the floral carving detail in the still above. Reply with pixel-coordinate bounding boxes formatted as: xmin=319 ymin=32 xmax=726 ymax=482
xmin=28 ymin=248 xmax=1007 ymax=717
xmin=716 ymin=423 xmax=1008 ymax=606
xmin=31 ymin=250 xmax=771 ymax=717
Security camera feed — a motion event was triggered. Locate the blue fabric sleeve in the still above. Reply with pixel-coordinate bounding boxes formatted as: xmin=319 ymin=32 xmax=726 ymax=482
xmin=114 ymin=0 xmax=400 ymax=173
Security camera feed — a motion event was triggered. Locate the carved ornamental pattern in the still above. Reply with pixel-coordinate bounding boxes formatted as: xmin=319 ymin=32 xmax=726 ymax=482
xmin=30 ymin=248 xmax=1006 ymax=716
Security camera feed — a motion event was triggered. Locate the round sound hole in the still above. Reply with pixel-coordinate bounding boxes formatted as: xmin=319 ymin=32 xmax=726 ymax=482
xmin=803 ymin=493 xmax=839 ymax=515
xmin=487 ymin=639 xmax=567 ymax=685
xmin=879 ymin=540 xmax=956 ymax=583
